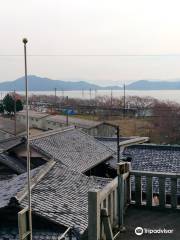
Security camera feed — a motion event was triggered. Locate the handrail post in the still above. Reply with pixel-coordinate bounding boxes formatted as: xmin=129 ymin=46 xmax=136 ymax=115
xmin=117 ymin=162 xmax=129 ymax=232
xmin=88 ymin=189 xmax=101 ymax=240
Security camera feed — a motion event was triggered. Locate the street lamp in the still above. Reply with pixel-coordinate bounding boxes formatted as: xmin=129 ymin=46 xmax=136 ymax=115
xmin=22 ymin=38 xmax=32 ymax=239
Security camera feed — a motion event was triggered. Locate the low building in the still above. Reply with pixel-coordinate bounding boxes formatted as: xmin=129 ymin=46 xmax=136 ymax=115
xmin=16 ymin=110 xmax=116 ymax=137
xmin=16 ymin=110 xmax=50 ymax=129
xmin=0 ymin=116 xmax=26 ymax=138
xmin=45 ymin=115 xmax=116 ymax=137
xmin=0 ymin=160 xmax=110 ymax=238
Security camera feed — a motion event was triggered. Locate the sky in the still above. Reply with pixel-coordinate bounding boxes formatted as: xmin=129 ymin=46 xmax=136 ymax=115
xmin=1 ymin=0 xmax=180 ymax=86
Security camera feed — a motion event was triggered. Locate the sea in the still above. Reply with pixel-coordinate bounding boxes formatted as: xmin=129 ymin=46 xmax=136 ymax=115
xmin=1 ymin=90 xmax=180 ymax=103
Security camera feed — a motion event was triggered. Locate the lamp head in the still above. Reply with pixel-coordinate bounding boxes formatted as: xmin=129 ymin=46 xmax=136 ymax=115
xmin=22 ymin=38 xmax=28 ymax=44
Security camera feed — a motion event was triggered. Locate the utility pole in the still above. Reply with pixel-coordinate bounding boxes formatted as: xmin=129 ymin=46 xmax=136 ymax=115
xmin=117 ymin=126 xmax=120 ymax=163
xmin=110 ymin=89 xmax=113 ymax=117
xmin=66 ymin=96 xmax=69 ymax=126
xmin=123 ymin=83 xmax=126 ymax=118
xmin=23 ymin=38 xmax=32 ymax=240
xmin=14 ymin=89 xmax=17 ymax=136
xmin=89 ymin=88 xmax=92 ymax=100
xmin=61 ymin=88 xmax=64 ymax=97
xmin=54 ymin=87 xmax=57 ymax=111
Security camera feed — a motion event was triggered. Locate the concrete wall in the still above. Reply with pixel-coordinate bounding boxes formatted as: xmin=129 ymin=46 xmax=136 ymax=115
xmin=17 ymin=114 xmax=116 ymax=137
xmin=85 ymin=124 xmax=116 ymax=137
xmin=16 ymin=115 xmax=46 ymax=129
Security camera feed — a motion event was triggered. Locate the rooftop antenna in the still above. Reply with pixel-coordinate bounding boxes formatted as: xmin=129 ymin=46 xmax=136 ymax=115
xmin=23 ymin=38 xmax=32 ymax=239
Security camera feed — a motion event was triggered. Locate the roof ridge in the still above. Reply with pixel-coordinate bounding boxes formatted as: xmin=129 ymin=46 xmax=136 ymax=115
xmin=14 ymin=160 xmax=56 ymax=203
xmin=29 ymin=126 xmax=75 ymax=141
xmin=79 ymin=129 xmax=116 ymax=154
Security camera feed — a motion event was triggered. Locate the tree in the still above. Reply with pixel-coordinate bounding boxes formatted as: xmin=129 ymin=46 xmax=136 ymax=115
xmin=16 ymin=99 xmax=23 ymax=112
xmin=3 ymin=94 xmax=14 ymax=114
xmin=2 ymin=94 xmax=23 ymax=115
xmin=0 ymin=103 xmax=4 ymax=113
xmin=152 ymin=100 xmax=180 ymax=144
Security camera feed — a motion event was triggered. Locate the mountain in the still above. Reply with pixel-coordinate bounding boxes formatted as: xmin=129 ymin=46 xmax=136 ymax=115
xmin=1 ymin=76 xmax=180 ymax=91
xmin=126 ymin=80 xmax=180 ymax=90
xmin=0 ymin=75 xmax=116 ymax=91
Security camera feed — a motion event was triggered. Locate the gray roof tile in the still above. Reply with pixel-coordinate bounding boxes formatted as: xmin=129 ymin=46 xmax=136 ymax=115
xmin=0 ymin=161 xmax=110 ymax=233
xmin=30 ymin=128 xmax=113 ymax=173
xmin=0 ymin=228 xmax=64 ymax=240
xmin=0 ymin=136 xmax=24 ymax=151
xmin=46 ymin=115 xmax=102 ymax=129
xmin=123 ymin=144 xmax=180 ymax=194
xmin=0 ymin=153 xmax=26 ymax=174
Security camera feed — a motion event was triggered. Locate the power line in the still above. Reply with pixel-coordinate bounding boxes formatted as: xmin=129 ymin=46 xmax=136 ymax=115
xmin=1 ymin=54 xmax=180 ymax=57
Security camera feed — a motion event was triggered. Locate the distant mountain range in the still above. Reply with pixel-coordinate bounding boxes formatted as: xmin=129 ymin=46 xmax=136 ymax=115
xmin=1 ymin=75 xmax=180 ymax=91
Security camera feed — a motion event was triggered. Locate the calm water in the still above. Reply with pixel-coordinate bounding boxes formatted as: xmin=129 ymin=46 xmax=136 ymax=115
xmin=1 ymin=90 xmax=180 ymax=103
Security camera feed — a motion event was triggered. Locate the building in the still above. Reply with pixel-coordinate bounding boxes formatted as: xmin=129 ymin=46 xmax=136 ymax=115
xmin=0 ymin=160 xmax=110 ymax=238
xmin=16 ymin=110 xmax=116 ymax=137
xmin=16 ymin=110 xmax=50 ymax=129
xmin=45 ymin=115 xmax=116 ymax=137
xmin=0 ymin=129 xmax=180 ymax=239
xmin=0 ymin=116 xmax=26 ymax=139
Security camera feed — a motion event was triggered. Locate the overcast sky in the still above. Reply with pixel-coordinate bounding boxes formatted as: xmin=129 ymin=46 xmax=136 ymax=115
xmin=1 ymin=0 xmax=180 ymax=85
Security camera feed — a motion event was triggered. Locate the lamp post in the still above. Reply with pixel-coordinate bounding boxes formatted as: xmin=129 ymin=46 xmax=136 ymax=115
xmin=23 ymin=38 xmax=32 ymax=240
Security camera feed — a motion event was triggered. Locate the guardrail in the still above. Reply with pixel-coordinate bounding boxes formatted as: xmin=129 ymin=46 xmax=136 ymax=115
xmin=88 ymin=177 xmax=118 ymax=240
xmin=88 ymin=164 xmax=180 ymax=240
xmin=130 ymin=170 xmax=180 ymax=209
xmin=88 ymin=163 xmax=130 ymax=240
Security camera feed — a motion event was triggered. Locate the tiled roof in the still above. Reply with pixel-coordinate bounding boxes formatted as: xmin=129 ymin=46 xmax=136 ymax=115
xmin=0 ymin=136 xmax=24 ymax=151
xmin=0 ymin=117 xmax=26 ymax=134
xmin=0 ymin=165 xmax=42 ymax=208
xmin=97 ymin=136 xmax=149 ymax=152
xmin=0 ymin=228 xmax=64 ymax=240
xmin=124 ymin=144 xmax=180 ymax=173
xmin=0 ymin=153 xmax=26 ymax=174
xmin=30 ymin=127 xmax=113 ymax=173
xmin=46 ymin=115 xmax=102 ymax=129
xmin=123 ymin=144 xmax=180 ymax=194
xmin=0 ymin=130 xmax=14 ymax=140
xmin=0 ymin=161 xmax=110 ymax=234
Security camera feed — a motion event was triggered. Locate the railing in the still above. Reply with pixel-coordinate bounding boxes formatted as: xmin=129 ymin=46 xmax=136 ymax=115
xmin=130 ymin=170 xmax=180 ymax=209
xmin=88 ymin=163 xmax=130 ymax=240
xmin=88 ymin=177 xmax=118 ymax=240
xmin=88 ymin=164 xmax=180 ymax=240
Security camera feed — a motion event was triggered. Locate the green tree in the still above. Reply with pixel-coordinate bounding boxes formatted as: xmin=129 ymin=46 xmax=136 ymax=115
xmin=0 ymin=103 xmax=4 ymax=113
xmin=3 ymin=94 xmax=14 ymax=114
xmin=16 ymin=99 xmax=23 ymax=112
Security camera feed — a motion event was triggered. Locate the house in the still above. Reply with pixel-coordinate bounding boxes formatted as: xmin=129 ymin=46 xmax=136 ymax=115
xmin=0 ymin=127 xmax=117 ymax=179
xmin=0 ymin=116 xmax=26 ymax=138
xmin=30 ymin=127 xmax=114 ymax=174
xmin=122 ymin=144 xmax=180 ymax=200
xmin=16 ymin=110 xmax=117 ymax=137
xmin=45 ymin=115 xmax=116 ymax=137
xmin=16 ymin=110 xmax=50 ymax=129
xmin=0 ymin=160 xmax=110 ymax=238
xmin=0 ymin=152 xmax=26 ymax=180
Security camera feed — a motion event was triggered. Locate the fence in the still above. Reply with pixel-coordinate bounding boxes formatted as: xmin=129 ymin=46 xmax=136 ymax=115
xmin=88 ymin=163 xmax=180 ymax=240
xmin=88 ymin=163 xmax=130 ymax=240
xmin=130 ymin=170 xmax=180 ymax=209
